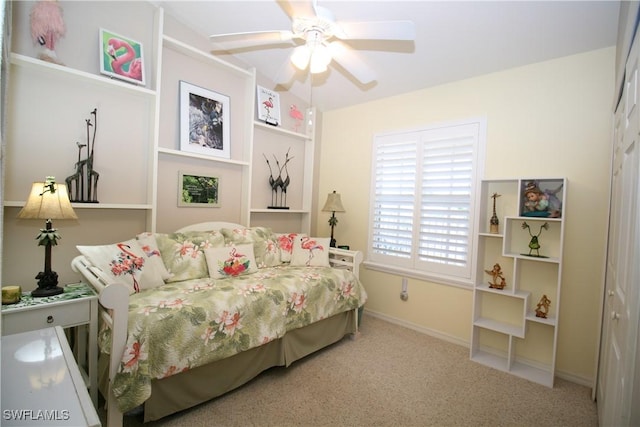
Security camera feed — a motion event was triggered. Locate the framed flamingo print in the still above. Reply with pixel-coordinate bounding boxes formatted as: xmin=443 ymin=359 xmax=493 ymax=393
xmin=257 ymin=85 xmax=281 ymax=126
xmin=99 ymin=29 xmax=145 ymax=86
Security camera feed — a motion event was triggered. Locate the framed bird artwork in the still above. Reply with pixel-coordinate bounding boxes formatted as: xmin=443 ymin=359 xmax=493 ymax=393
xmin=99 ymin=28 xmax=145 ymax=86
xmin=257 ymin=85 xmax=281 ymax=126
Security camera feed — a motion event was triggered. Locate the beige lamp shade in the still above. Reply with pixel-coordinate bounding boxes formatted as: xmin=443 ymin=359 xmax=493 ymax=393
xmin=17 ymin=181 xmax=78 ymax=220
xmin=321 ymin=191 xmax=345 ymax=213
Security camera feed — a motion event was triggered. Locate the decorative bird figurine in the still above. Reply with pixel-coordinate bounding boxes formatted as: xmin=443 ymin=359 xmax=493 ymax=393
xmin=30 ymin=0 xmax=66 ymax=65
xmin=290 ymin=104 xmax=304 ymax=132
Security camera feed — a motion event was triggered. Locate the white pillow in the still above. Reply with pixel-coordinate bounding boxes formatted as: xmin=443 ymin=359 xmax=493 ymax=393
xmin=77 ymin=239 xmax=166 ymax=294
xmin=205 ymin=244 xmax=258 ymax=279
xmin=290 ymin=236 xmax=330 ymax=267
xmin=136 ymin=232 xmax=172 ymax=280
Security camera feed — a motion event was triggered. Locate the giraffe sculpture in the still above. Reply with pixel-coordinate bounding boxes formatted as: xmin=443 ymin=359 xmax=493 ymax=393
xmin=66 ymin=108 xmax=100 ymax=203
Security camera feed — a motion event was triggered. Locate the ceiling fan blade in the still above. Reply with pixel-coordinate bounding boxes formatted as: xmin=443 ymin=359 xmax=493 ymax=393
xmin=327 ymin=41 xmax=376 ymax=84
xmin=337 ymin=21 xmax=416 ymax=41
xmin=209 ymin=30 xmax=297 ymax=49
xmin=277 ymin=0 xmax=317 ymax=20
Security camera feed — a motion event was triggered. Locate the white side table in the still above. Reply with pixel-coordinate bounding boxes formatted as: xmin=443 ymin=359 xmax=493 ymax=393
xmin=1 ymin=326 xmax=100 ymax=426
xmin=1 ymin=283 xmax=98 ymax=407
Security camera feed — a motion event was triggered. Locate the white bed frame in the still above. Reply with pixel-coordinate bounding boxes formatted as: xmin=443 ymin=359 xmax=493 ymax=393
xmin=71 ymin=223 xmax=363 ymax=427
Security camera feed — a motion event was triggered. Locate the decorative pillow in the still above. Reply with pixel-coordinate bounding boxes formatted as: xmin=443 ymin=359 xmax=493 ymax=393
xmin=290 ymin=236 xmax=331 ymax=267
xmin=276 ymin=233 xmax=305 ymax=263
xmin=155 ymin=231 xmax=225 ymax=282
xmin=204 ymin=244 xmax=258 ymax=279
xmin=220 ymin=227 xmax=280 ymax=268
xmin=76 ymin=239 xmax=166 ymax=294
xmin=136 ymin=232 xmax=172 ymax=281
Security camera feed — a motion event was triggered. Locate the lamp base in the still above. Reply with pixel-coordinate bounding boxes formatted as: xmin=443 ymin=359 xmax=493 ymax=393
xmin=32 ymin=270 xmax=63 ymax=298
xmin=330 ymin=238 xmax=337 ymax=248
xmin=31 ymin=286 xmax=64 ymax=297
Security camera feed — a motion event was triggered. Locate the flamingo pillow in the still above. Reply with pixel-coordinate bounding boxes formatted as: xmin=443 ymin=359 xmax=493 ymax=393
xmin=290 ymin=236 xmax=331 ymax=267
xmin=204 ymin=244 xmax=258 ymax=279
xmin=276 ymin=232 xmax=305 ymax=263
xmin=76 ymin=239 xmax=166 ymax=294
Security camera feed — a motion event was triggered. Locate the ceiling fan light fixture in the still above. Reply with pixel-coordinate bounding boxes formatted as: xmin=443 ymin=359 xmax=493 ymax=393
xmin=309 ymin=43 xmax=331 ymax=74
xmin=291 ymin=45 xmax=311 ymax=70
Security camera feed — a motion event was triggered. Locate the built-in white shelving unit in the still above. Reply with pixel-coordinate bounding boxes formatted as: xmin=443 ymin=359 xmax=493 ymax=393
xmin=2 ymin=2 xmax=315 ymax=287
xmin=470 ymin=178 xmax=567 ymax=387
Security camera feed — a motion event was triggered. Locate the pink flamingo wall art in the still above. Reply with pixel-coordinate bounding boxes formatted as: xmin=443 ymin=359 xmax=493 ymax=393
xmin=262 ymin=97 xmax=275 ymax=123
xmin=30 ymin=0 xmax=66 ymax=65
xmin=100 ymin=29 xmax=145 ymax=85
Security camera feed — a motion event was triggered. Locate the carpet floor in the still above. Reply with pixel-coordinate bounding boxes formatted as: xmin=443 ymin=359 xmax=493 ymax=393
xmin=108 ymin=313 xmax=598 ymax=426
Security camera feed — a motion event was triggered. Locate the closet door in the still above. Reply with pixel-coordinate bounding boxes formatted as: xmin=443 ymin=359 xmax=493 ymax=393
xmin=597 ymin=31 xmax=640 ymax=427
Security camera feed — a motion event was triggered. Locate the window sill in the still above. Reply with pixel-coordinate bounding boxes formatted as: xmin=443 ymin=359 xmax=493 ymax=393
xmin=363 ymin=261 xmax=473 ymax=290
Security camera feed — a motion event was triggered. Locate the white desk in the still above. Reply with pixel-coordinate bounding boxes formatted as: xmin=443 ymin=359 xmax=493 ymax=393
xmin=1 ymin=326 xmax=100 ymax=426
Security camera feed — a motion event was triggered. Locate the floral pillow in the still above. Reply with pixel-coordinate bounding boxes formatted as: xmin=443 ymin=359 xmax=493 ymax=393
xmin=204 ymin=244 xmax=258 ymax=279
xmin=276 ymin=233 xmax=305 ymax=263
xmin=155 ymin=231 xmax=225 ymax=282
xmin=76 ymin=239 xmax=166 ymax=294
xmin=290 ymin=236 xmax=331 ymax=267
xmin=136 ymin=232 xmax=172 ymax=281
xmin=220 ymin=227 xmax=280 ymax=268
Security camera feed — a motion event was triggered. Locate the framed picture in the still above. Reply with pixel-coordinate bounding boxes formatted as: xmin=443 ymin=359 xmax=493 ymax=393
xmin=178 ymin=172 xmax=220 ymax=207
xmin=256 ymin=85 xmax=281 ymax=126
xmin=180 ymin=81 xmax=230 ymax=159
xmin=99 ymin=29 xmax=145 ymax=85
xmin=520 ymin=179 xmax=564 ymax=218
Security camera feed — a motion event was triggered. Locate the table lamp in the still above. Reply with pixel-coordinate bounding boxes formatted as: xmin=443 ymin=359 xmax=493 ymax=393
xmin=321 ymin=190 xmax=345 ymax=247
xmin=17 ymin=176 xmax=78 ymax=297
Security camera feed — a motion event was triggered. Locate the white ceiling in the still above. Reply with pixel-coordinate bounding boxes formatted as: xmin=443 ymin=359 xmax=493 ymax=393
xmin=158 ymin=0 xmax=620 ymax=112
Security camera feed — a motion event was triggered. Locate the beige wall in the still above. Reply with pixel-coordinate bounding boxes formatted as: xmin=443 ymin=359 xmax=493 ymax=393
xmin=317 ymin=47 xmax=615 ymax=384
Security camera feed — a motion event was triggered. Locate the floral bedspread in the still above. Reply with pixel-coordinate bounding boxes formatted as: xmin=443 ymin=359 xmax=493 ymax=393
xmin=100 ymin=266 xmax=367 ymax=412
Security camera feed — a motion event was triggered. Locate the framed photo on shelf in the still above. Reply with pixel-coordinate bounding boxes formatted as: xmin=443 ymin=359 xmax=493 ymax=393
xmin=180 ymin=81 xmax=230 ymax=159
xmin=520 ymin=179 xmax=564 ymax=218
xmin=99 ymin=28 xmax=145 ymax=86
xmin=256 ymin=85 xmax=281 ymax=126
xmin=178 ymin=172 xmax=220 ymax=207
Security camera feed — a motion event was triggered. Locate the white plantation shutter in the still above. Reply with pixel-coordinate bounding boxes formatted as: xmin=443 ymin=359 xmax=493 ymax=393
xmin=370 ymin=134 xmax=417 ymax=268
xmin=368 ymin=120 xmax=485 ymax=283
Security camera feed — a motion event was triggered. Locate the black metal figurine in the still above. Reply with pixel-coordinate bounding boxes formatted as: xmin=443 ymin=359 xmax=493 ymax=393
xmin=66 ymin=108 xmax=100 ymax=203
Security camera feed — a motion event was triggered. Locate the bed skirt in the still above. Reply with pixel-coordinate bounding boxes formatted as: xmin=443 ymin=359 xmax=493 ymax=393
xmin=100 ymin=310 xmax=356 ymax=422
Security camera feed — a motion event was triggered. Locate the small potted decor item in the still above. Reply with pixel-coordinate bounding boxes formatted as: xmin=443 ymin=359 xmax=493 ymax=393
xmin=2 ymin=286 xmax=22 ymax=305
xmin=535 ymin=294 xmax=551 ymax=318
xmin=484 ymin=263 xmax=506 ymax=290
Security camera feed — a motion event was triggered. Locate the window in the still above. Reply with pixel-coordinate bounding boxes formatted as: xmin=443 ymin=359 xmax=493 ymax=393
xmin=367 ymin=118 xmax=486 ymax=286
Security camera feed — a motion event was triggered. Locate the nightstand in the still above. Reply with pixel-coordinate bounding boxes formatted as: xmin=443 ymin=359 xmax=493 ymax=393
xmin=1 ymin=283 xmax=98 ymax=408
xmin=1 ymin=326 xmax=100 ymax=427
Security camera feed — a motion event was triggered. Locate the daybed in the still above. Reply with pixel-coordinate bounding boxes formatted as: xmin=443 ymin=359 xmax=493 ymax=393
xmin=71 ymin=222 xmax=367 ymax=426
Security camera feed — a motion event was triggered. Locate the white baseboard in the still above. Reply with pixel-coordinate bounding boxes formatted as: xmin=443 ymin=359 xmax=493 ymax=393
xmin=363 ymin=308 xmax=468 ymax=348
xmin=362 ymin=308 xmax=594 ymax=390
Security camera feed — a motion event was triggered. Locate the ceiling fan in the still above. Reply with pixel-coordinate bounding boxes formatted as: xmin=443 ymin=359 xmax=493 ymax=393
xmin=208 ymin=0 xmax=415 ymax=85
